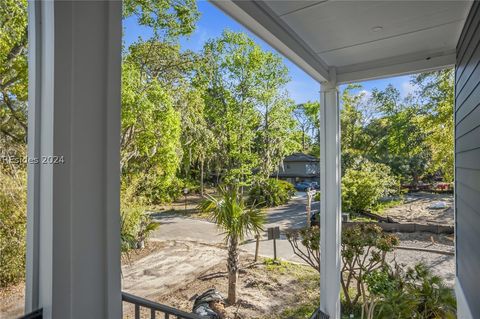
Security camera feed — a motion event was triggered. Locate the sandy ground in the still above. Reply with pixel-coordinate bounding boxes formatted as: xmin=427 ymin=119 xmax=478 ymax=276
xmin=122 ymin=240 xmax=227 ymax=300
xmin=383 ymin=192 xmax=454 ymax=225
xmin=123 ymin=255 xmax=319 ymax=319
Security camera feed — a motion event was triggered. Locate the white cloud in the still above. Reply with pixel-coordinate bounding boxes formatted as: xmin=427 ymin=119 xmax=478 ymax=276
xmin=358 ymin=89 xmax=372 ymax=102
xmin=401 ymin=81 xmax=416 ymax=97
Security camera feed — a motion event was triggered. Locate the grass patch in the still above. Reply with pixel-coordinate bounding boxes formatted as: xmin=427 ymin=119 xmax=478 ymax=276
xmin=148 ymin=207 xmax=211 ymax=219
xmin=372 ymin=198 xmax=404 ymax=215
xmin=349 ymin=215 xmax=377 ymax=222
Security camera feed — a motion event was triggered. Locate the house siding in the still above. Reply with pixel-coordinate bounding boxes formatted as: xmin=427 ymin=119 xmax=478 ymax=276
xmin=455 ymin=1 xmax=480 ymax=315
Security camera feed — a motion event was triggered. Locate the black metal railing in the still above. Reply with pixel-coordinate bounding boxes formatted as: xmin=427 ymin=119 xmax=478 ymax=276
xmin=122 ymin=292 xmax=203 ymax=319
xmin=309 ymin=307 xmax=330 ymax=319
xmin=18 ymin=309 xmax=42 ymax=319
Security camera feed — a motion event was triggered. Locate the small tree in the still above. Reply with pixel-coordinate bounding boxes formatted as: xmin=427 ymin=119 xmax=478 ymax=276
xmin=199 ymin=186 xmax=265 ymax=304
xmin=341 ymin=224 xmax=399 ymax=310
xmin=286 ymin=226 xmax=320 ymax=271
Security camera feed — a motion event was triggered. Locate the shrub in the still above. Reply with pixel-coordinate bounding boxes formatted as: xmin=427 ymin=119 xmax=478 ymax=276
xmin=341 ymin=224 xmax=399 ymax=311
xmin=248 ymin=179 xmax=295 ymax=207
xmin=120 ymin=178 xmax=159 ymax=252
xmin=0 ymin=169 xmax=26 ymax=287
xmin=342 ymin=160 xmax=399 ymax=213
xmin=140 ymin=175 xmax=200 ymax=204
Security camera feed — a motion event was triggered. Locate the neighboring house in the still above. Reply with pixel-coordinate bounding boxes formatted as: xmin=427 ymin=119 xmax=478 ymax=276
xmin=275 ymin=153 xmax=319 ymax=184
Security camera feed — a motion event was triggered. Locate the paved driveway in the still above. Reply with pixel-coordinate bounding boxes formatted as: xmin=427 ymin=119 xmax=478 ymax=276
xmin=150 ymin=192 xmax=318 ymax=262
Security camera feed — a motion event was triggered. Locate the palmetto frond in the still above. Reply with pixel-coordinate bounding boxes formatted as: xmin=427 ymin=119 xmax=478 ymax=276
xmin=199 ymin=185 xmax=265 ymax=242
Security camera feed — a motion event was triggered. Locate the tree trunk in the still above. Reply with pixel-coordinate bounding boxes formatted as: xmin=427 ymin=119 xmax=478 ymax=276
xmin=227 ymin=237 xmax=239 ymax=305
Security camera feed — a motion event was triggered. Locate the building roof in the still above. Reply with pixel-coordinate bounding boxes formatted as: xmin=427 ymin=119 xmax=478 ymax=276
xmin=283 ymin=153 xmax=319 ymax=162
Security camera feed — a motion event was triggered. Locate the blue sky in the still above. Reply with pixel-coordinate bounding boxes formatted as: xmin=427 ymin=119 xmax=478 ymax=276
xmin=123 ymin=1 xmax=416 ymax=104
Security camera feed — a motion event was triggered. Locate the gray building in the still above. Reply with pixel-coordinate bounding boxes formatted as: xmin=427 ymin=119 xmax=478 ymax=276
xmin=275 ymin=153 xmax=320 ymax=184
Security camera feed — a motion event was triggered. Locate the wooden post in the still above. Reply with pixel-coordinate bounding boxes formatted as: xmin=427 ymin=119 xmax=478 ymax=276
xmin=306 ymin=189 xmax=315 ymax=227
xmin=273 ymin=238 xmax=277 ymax=260
xmin=254 ymin=234 xmax=260 ymax=262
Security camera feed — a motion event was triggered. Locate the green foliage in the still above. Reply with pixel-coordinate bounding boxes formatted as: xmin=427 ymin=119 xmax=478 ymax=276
xmin=340 ymin=71 xmax=454 ymax=185
xmin=413 ymin=70 xmax=454 ymax=182
xmin=365 ymin=263 xmax=456 ymax=319
xmin=0 ymin=168 xmax=26 ymax=287
xmin=200 ymin=186 xmax=265 ymax=243
xmin=341 ymin=224 xmax=399 ymax=310
xmin=247 ymin=179 xmax=295 ymax=207
xmin=342 ymin=160 xmax=399 ymax=213
xmin=196 ymin=30 xmax=298 ymax=187
xmin=123 ymin=0 xmax=199 ymax=41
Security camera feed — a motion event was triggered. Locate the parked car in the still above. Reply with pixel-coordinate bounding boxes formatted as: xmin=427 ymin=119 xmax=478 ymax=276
xmin=295 ymin=182 xmax=313 ymax=191
xmin=310 ymin=182 xmax=320 ymax=190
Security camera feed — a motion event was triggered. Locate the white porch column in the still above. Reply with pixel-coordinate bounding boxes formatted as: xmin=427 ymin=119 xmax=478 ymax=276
xmin=319 ymin=81 xmax=341 ymax=318
xmin=26 ymin=1 xmax=122 ymax=318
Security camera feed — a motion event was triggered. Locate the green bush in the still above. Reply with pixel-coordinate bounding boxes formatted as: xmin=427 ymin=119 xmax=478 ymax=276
xmin=342 ymin=160 xmax=399 ymax=213
xmin=140 ymin=175 xmax=200 ymax=204
xmin=247 ymin=179 xmax=295 ymax=207
xmin=120 ymin=178 xmax=159 ymax=252
xmin=0 ymin=170 xmax=26 ymax=287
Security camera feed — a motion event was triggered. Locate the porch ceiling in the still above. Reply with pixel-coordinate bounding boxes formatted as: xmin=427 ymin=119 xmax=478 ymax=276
xmin=211 ymin=0 xmax=472 ymax=84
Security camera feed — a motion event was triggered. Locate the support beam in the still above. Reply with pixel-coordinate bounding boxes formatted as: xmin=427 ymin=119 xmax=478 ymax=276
xmin=26 ymin=1 xmax=122 ymax=318
xmin=319 ymin=82 xmax=341 ymax=318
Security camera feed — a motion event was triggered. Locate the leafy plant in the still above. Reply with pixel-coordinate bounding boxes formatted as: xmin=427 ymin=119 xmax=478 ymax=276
xmin=248 ymin=178 xmax=295 ymax=207
xmin=286 ymin=226 xmax=320 ymax=272
xmin=199 ymin=185 xmax=265 ymax=304
xmin=342 ymin=160 xmax=399 ymax=213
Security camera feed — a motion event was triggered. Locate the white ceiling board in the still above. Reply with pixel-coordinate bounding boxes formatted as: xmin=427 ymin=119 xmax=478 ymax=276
xmin=321 ymin=21 xmax=462 ymax=66
xmin=212 ymin=0 xmax=473 ymax=83
xmin=264 ymin=0 xmax=327 ymax=16
xmin=275 ymin=1 xmax=469 ymax=55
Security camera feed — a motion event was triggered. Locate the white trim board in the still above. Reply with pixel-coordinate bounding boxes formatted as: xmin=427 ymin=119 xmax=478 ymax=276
xmin=456 ymin=278 xmax=474 ymax=319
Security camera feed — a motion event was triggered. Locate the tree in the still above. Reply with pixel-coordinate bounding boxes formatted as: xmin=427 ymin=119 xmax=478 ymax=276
xmin=292 ymin=101 xmax=320 ymax=154
xmin=195 ymin=31 xmax=299 ymax=186
xmin=199 ymin=186 xmax=265 ymax=304
xmin=413 ymin=69 xmax=454 ymax=182
xmin=123 ymin=0 xmax=199 ymax=41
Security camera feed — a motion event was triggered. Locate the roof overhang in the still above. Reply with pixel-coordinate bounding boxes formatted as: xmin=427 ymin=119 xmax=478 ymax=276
xmin=210 ymin=0 xmax=472 ymax=84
